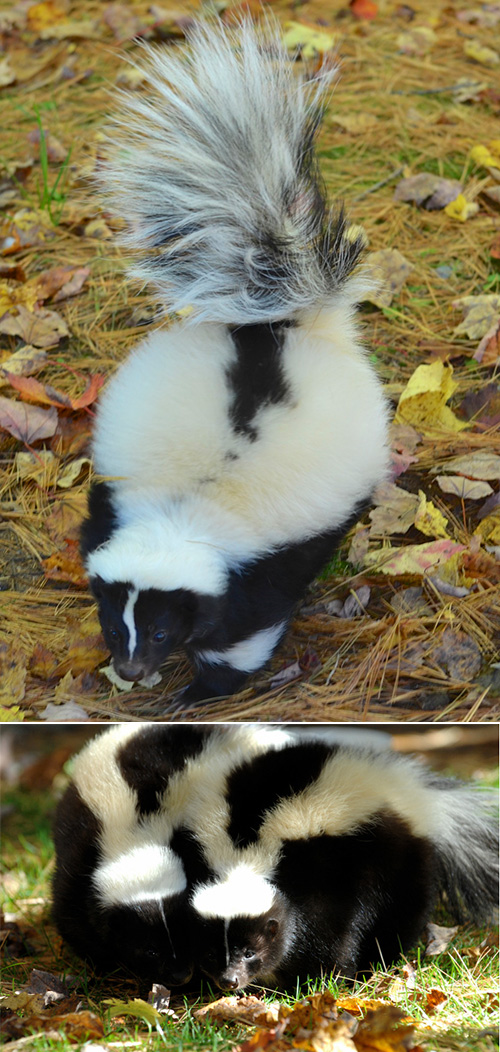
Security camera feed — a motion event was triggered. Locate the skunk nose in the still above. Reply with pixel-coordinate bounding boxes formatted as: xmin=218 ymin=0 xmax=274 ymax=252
xmin=114 ymin=661 xmax=147 ymax=682
xmin=169 ymin=967 xmax=194 ymax=985
xmin=223 ymin=977 xmax=239 ymax=990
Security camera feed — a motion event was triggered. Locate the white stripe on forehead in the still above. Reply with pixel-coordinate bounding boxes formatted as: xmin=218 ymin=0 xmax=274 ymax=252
xmin=123 ymin=586 xmax=139 ymax=658
xmin=192 ymin=865 xmax=276 ymax=919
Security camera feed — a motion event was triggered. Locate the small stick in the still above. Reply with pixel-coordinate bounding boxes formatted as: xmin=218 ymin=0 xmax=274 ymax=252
xmin=352 ymin=166 xmax=404 ymax=201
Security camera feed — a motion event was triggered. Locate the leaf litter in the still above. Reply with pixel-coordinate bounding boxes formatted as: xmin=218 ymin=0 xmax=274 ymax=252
xmin=1 ymin=0 xmax=500 ymax=723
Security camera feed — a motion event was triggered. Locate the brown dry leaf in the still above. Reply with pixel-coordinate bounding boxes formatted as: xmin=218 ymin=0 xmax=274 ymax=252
xmin=42 ymin=538 xmax=88 ymax=587
xmin=103 ymin=2 xmax=146 ymax=39
xmin=26 ymin=0 xmax=69 ymax=32
xmin=44 ymin=492 xmax=88 ymax=542
xmin=332 ymin=114 xmax=378 ymax=135
xmin=414 ymin=491 xmax=449 ymax=539
xmin=433 ymin=451 xmax=500 ymax=480
xmin=28 ymin=643 xmax=59 ymax=680
xmin=194 ymin=996 xmax=281 ymax=1027
xmin=369 ymin=483 xmax=418 ymax=535
xmin=0 ymin=277 xmax=40 ymax=315
xmin=394 ymin=173 xmax=462 ymax=210
xmin=6 ymin=371 xmax=104 ymax=410
xmin=355 ymin=1005 xmax=416 ymax=1051
xmin=424 ymin=989 xmax=447 ymax=1014
xmin=453 ymin=293 xmax=500 ymax=339
xmin=53 ymin=670 xmax=98 ymax=703
xmin=435 ymin=475 xmax=494 ymax=499
xmin=0 ymin=394 xmax=58 ymax=443
xmin=0 ymin=208 xmax=55 ymax=255
xmin=56 ymin=456 xmax=91 ymax=488
xmin=27 ymin=127 xmax=68 ymax=164
xmin=34 ymin=264 xmax=90 ymax=303
xmin=425 ymin=923 xmax=458 ymax=955
xmin=0 ymin=305 xmax=69 ymax=347
xmin=84 ymin=217 xmax=114 ymax=239
xmin=51 ymin=412 xmax=93 ymax=456
xmin=474 ymin=318 xmax=500 ymax=363
xmin=364 ymin=250 xmax=413 ymax=308
xmin=66 ymin=620 xmax=108 ymax=675
xmin=0 ymin=345 xmax=48 ymax=383
xmin=15 ymin=450 xmax=59 ymax=486
xmin=39 ymin=18 xmax=101 ymax=40
xmin=433 ymin=628 xmax=482 ymax=681
xmin=0 ymin=641 xmax=27 ymax=705
xmin=0 ymin=57 xmax=16 ymax=87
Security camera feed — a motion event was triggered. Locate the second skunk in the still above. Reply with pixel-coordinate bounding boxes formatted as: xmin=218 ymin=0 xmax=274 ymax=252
xmin=81 ymin=21 xmax=389 ymax=703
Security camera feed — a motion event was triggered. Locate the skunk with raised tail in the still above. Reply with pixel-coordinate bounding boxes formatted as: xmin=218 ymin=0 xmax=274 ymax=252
xmin=81 ymin=19 xmax=389 ymax=703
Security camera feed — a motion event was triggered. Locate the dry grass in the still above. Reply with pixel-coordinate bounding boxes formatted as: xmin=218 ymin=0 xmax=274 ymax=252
xmin=1 ymin=0 xmax=499 ymax=721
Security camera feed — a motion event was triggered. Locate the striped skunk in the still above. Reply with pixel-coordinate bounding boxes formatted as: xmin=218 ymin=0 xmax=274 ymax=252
xmin=51 ymin=723 xmax=297 ymax=982
xmin=186 ymin=737 xmax=499 ymax=989
xmin=80 ymin=20 xmax=389 ymax=703
xmin=52 ymin=725 xmax=499 ymax=990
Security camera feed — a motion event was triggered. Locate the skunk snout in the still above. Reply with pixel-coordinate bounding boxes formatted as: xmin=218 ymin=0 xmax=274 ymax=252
xmin=169 ymin=965 xmax=194 ymax=986
xmin=114 ymin=660 xmax=149 ymax=682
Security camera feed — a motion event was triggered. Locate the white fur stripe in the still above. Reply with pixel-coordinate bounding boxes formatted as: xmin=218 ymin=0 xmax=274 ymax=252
xmin=123 ymin=586 xmax=139 ymax=658
xmin=192 ymin=865 xmax=276 ymax=919
xmin=199 ymin=621 xmax=286 ymax=672
xmin=93 ymin=843 xmax=187 ymax=906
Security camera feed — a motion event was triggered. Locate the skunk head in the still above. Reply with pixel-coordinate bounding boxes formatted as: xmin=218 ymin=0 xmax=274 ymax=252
xmin=98 ymin=893 xmax=194 ymax=985
xmin=190 ymin=866 xmax=293 ymax=991
xmin=85 ymin=512 xmax=234 ymax=680
xmin=89 ymin=576 xmax=221 ymax=682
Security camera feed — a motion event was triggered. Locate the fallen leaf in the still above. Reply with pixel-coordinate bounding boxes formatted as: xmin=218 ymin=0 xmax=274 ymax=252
xmin=0 ymin=345 xmax=48 ymax=383
xmin=40 ymin=700 xmax=90 ymax=720
xmin=103 ymin=997 xmax=164 ymax=1026
xmin=5 ymin=371 xmax=104 ymax=410
xmin=194 ymin=996 xmax=280 ymax=1026
xmin=433 ymin=628 xmax=482 ymax=681
xmin=474 ymin=510 xmax=500 ymax=545
xmin=29 ymin=644 xmax=59 ymax=680
xmin=433 ymin=451 xmax=500 ymax=480
xmin=56 ymin=456 xmax=91 ymax=488
xmin=102 ymin=2 xmax=146 ymax=39
xmin=414 ymin=491 xmax=449 ymax=538
xmin=369 ymin=482 xmax=418 ymax=535
xmin=350 ymin=0 xmax=378 ymax=18
xmin=326 ymin=586 xmax=371 ymax=618
xmin=394 ymin=173 xmax=462 ymax=210
xmin=15 ymin=450 xmax=59 ymax=485
xmin=34 ymin=264 xmax=90 ymax=303
xmin=0 ymin=394 xmax=58 ymax=443
xmin=464 ymin=38 xmax=499 ymax=66
xmin=470 ymin=141 xmax=500 ymax=169
xmin=44 ymin=492 xmax=88 ymax=542
xmin=425 ymin=923 xmax=458 ymax=955
xmin=364 ymin=539 xmax=466 ymax=575
xmin=397 ymin=26 xmax=436 ymax=53
xmin=0 ymin=305 xmax=69 ymax=347
xmin=364 ymin=249 xmax=413 ymax=308
xmin=444 ymin=194 xmax=479 ymax=221
xmin=332 ymin=114 xmax=378 ymax=135
xmin=283 ymin=21 xmax=336 ymax=58
xmin=42 ymin=539 xmax=88 ymax=587
xmin=425 ymin=988 xmax=447 ymax=1013
xmin=27 ymin=127 xmax=68 ymax=164
xmin=395 ymin=360 xmax=466 ymax=432
xmin=453 ymin=294 xmax=500 ymax=339
xmin=474 ymin=318 xmax=500 ymax=363
xmin=435 ymin=475 xmax=494 ymax=499
xmin=0 ymin=57 xmax=15 ymax=88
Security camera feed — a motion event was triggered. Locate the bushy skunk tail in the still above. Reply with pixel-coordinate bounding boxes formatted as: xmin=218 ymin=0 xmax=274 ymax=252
xmin=431 ymin=779 xmax=498 ymax=923
xmin=100 ymin=19 xmax=365 ymax=324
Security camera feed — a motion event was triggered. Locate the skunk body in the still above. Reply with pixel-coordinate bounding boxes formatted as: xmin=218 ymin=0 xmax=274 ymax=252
xmin=53 ymin=726 xmax=498 ymax=991
xmin=187 ymin=739 xmax=499 ymax=988
xmin=81 ymin=21 xmax=389 ymax=701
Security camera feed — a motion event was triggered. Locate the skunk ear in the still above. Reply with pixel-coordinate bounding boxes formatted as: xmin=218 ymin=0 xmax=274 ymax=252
xmin=188 ymin=594 xmax=223 ymax=641
xmin=266 ymin=919 xmax=279 ymax=939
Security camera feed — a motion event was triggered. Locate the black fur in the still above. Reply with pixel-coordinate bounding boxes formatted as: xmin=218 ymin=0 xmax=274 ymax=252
xmin=227 ymin=322 xmax=291 ymax=441
xmin=116 ymin=726 xmax=214 ymax=815
xmin=80 ymin=481 xmax=118 ymax=559
xmin=194 ymin=895 xmax=294 ymax=991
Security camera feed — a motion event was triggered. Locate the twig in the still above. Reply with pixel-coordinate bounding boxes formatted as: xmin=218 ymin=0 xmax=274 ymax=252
xmin=352 ymin=166 xmax=404 ymax=201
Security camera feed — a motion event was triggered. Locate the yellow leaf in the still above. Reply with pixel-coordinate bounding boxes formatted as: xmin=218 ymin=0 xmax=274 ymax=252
xmin=414 ymin=491 xmax=449 ymax=538
xmin=464 ymin=39 xmax=499 ymax=65
xmin=470 ymin=143 xmax=500 ymax=169
xmin=444 ymin=193 xmax=479 ymax=221
xmin=395 ymin=360 xmax=467 ymax=433
xmin=283 ymin=21 xmax=336 ymax=58
xmin=103 ymin=998 xmax=164 ymax=1026
xmin=364 ymin=539 xmax=466 ymax=575
xmin=0 ymin=706 xmax=25 ymax=721
xmin=474 ymin=511 xmax=500 ymax=545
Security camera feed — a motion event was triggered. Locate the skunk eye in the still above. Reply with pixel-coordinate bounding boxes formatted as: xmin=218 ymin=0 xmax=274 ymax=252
xmin=153 ymin=630 xmax=167 ymax=643
xmin=109 ymin=629 xmax=119 ymax=640
xmin=243 ymin=949 xmax=255 ymax=960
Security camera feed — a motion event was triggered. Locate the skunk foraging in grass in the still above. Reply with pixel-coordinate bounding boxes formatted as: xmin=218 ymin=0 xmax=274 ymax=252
xmin=80 ymin=19 xmax=389 ymax=703
xmin=51 ymin=722 xmax=296 ymax=982
xmin=186 ymin=737 xmax=499 ymax=989
xmin=52 ymin=725 xmax=499 ymax=992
